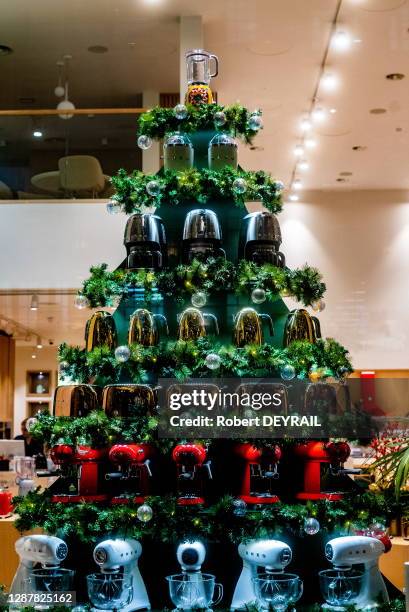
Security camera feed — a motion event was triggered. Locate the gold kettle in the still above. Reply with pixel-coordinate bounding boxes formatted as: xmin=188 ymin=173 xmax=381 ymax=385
xmin=85 ymin=311 xmax=117 ymax=352
xmin=128 ymin=308 xmax=168 ymax=347
xmin=54 ymin=384 xmax=101 ymax=417
xmin=177 ymin=307 xmax=219 ymax=341
xmin=283 ymin=309 xmax=321 ymax=347
xmin=233 ymin=307 xmax=274 ymax=347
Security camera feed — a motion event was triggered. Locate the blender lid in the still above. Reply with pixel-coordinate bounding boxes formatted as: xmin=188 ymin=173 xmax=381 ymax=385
xmin=209 ymin=132 xmax=237 ymax=147
xmin=165 ymin=132 xmax=193 ymax=147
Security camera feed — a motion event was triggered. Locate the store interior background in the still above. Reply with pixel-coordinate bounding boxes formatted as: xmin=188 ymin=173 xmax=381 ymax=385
xmin=1 ymin=0 xmax=409 ymax=435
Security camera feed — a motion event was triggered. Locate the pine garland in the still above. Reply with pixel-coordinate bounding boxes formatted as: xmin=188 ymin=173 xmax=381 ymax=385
xmin=80 ymin=259 xmax=326 ymax=308
xmin=137 ymin=103 xmax=261 ymax=143
xmin=58 ymin=337 xmax=353 ymax=383
xmin=13 ymin=489 xmax=398 ymax=545
xmin=110 ymin=167 xmax=283 ymax=215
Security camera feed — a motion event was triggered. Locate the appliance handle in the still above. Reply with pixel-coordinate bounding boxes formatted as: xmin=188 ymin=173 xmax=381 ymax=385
xmin=312 ymin=316 xmax=322 ymax=339
xmin=153 ymin=314 xmax=169 ymax=335
xmin=212 ymin=583 xmax=223 ymax=606
xmin=259 ymin=313 xmax=274 ymax=336
xmin=210 ymin=54 xmax=219 ymax=78
xmin=203 ymin=313 xmax=219 ymax=336
xmin=144 ymin=459 xmax=152 ymax=477
xmin=204 ymin=460 xmax=213 ymax=480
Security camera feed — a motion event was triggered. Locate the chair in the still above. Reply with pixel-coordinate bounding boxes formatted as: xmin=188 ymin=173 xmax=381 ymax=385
xmin=58 ymin=155 xmax=106 ymax=197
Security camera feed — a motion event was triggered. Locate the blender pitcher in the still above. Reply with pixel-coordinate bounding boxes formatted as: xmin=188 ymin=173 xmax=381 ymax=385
xmin=185 ymin=49 xmax=218 ymax=105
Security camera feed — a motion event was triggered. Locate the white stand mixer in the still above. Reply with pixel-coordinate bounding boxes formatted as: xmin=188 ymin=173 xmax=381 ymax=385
xmin=177 ymin=541 xmax=207 ymax=608
xmin=231 ymin=539 xmax=292 ymax=610
xmin=10 ymin=535 xmax=68 ymax=596
xmin=89 ymin=538 xmax=150 ymax=611
xmin=323 ymin=535 xmax=389 ymax=610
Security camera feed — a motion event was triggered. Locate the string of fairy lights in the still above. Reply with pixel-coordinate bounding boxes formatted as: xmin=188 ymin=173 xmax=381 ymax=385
xmin=287 ymin=0 xmax=361 ymax=202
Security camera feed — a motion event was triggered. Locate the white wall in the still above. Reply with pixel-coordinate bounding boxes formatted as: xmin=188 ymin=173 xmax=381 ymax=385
xmin=277 ymin=189 xmax=409 ymax=370
xmin=13 ymin=346 xmax=57 ymax=437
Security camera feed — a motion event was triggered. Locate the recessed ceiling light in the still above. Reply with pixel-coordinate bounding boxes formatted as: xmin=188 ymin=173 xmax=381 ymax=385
xmin=33 ymin=130 xmax=43 ymax=138
xmin=353 ymin=38 xmax=362 ymax=44
xmin=31 ymin=354 xmax=37 ymax=359
xmin=370 ymin=108 xmax=387 ymax=114
xmin=289 ymin=194 xmax=299 ymax=202
xmin=329 ymin=108 xmax=337 ymax=114
xmin=305 ymin=137 xmax=317 ymax=148
xmin=332 ymin=31 xmax=351 ymax=51
xmin=321 ymin=72 xmax=338 ymax=91
xmin=300 ymin=116 xmax=312 ymax=131
xmin=386 ymin=72 xmax=405 ymax=80
xmin=88 ymin=45 xmax=108 ymax=54
xmin=0 ymin=45 xmax=13 ymax=56
xmin=298 ymin=159 xmax=309 ymax=171
xmin=312 ymin=107 xmax=326 ymax=122
xmin=293 ymin=178 xmax=303 ymax=190
xmin=294 ymin=144 xmax=304 ymax=156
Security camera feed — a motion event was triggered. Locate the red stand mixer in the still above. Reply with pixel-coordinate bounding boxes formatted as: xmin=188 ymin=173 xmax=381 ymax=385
xmin=50 ymin=443 xmax=108 ymax=503
xmin=106 ymin=443 xmax=154 ymax=504
xmin=294 ymin=440 xmax=358 ymax=501
xmin=172 ymin=443 xmax=212 ymax=506
xmin=235 ymin=443 xmax=282 ymax=504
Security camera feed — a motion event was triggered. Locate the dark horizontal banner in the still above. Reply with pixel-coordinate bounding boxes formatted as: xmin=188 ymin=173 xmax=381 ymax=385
xmin=157 ymin=377 xmax=409 ymax=439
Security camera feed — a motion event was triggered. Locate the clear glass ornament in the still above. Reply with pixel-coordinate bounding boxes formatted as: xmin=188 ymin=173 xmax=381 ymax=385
xmin=233 ymin=498 xmax=247 ymax=516
xmin=26 ymin=417 xmax=38 ymax=431
xmin=106 ymin=199 xmax=121 ymax=214
xmin=191 ymin=292 xmax=207 ymax=308
xmin=115 ymin=346 xmax=131 ymax=363
xmin=232 ymin=177 xmax=247 ymax=195
xmin=312 ymin=298 xmax=326 ymax=312
xmin=214 ymin=110 xmax=227 ymax=127
xmin=251 ymin=288 xmax=266 ymax=304
xmin=205 ymin=353 xmax=221 ymax=370
xmin=276 ymin=180 xmax=285 ymax=191
xmin=137 ymin=135 xmax=152 ymax=150
xmin=304 ymin=517 xmax=320 ymax=535
xmin=248 ymin=113 xmax=263 ymax=130
xmin=74 ymin=294 xmax=89 ymax=310
xmin=146 ymin=180 xmax=161 ymax=197
xmin=280 ymin=364 xmax=296 ymax=380
xmin=174 ymin=103 xmax=188 ymax=120
xmin=137 ymin=503 xmax=153 ymax=522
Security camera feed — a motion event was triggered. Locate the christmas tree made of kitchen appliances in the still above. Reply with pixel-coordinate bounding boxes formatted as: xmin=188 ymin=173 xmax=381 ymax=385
xmin=15 ymin=49 xmax=394 ymax=610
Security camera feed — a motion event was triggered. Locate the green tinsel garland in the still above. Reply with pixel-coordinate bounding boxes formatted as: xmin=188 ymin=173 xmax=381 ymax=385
xmin=13 ymin=489 xmax=398 ymax=545
xmin=110 ymin=167 xmax=282 ymax=215
xmin=80 ymin=259 xmax=326 ymax=308
xmin=58 ymin=338 xmax=353 ymax=384
xmin=137 ymin=103 xmax=261 ymax=143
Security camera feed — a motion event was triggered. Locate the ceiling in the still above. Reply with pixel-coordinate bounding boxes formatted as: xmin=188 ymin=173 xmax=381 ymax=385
xmin=1 ymin=0 xmax=409 ymax=347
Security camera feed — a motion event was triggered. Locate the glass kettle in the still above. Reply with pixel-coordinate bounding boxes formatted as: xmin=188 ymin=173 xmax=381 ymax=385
xmin=186 ymin=49 xmax=218 ymax=85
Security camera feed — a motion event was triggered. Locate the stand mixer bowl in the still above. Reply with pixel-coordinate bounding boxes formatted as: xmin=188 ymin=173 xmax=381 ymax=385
xmin=166 ymin=573 xmax=223 ymax=610
xmin=26 ymin=568 xmax=74 ymax=608
xmin=87 ymin=573 xmax=133 ymax=610
xmin=319 ymin=569 xmax=364 ymax=607
xmin=252 ymin=573 xmax=302 ymax=611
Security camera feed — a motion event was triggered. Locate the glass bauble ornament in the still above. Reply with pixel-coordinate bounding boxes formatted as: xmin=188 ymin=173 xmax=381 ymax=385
xmin=59 ymin=361 xmax=69 ymax=373
xmin=115 ymin=346 xmax=131 ymax=363
xmin=205 ymin=353 xmax=221 ymax=370
xmin=214 ymin=110 xmax=227 ymax=127
xmin=309 ymin=367 xmax=321 ymax=383
xmin=26 ymin=417 xmax=38 ymax=432
xmin=232 ymin=177 xmax=247 ymax=195
xmin=280 ymin=364 xmax=296 ymax=380
xmin=248 ymin=113 xmax=263 ymax=130
xmin=137 ymin=504 xmax=153 ymax=522
xmin=233 ymin=499 xmax=247 ymax=516
xmin=74 ymin=294 xmax=89 ymax=310
xmin=304 ymin=517 xmax=320 ymax=535
xmin=137 ymin=135 xmax=152 ymax=150
xmin=312 ymin=298 xmax=326 ymax=312
xmin=174 ymin=103 xmax=188 ymax=120
xmin=369 ymin=521 xmax=387 ymax=536
xmin=106 ymin=199 xmax=121 ymax=215
xmin=251 ymin=288 xmax=266 ymax=304
xmin=146 ymin=180 xmax=161 ymax=197
xmin=191 ymin=292 xmax=207 ymax=308
xmin=276 ymin=180 xmax=285 ymax=191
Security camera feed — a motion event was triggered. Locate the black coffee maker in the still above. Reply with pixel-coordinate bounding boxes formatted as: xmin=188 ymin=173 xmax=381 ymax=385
xmin=124 ymin=213 xmax=167 ymax=270
xmin=238 ymin=211 xmax=286 ymax=267
xmin=182 ymin=209 xmax=225 ymax=263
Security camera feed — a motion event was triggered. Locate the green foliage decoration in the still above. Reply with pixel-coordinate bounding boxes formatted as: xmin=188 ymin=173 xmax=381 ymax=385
xmin=13 ymin=489 xmax=397 ymax=546
xmin=110 ymin=167 xmax=283 ymax=215
xmin=58 ymin=337 xmax=353 ymax=384
xmin=80 ymin=259 xmax=326 ymax=308
xmin=137 ymin=103 xmax=261 ymax=143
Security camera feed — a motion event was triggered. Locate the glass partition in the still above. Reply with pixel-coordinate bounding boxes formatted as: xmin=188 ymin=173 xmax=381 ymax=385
xmin=0 ymin=112 xmax=144 ymax=200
